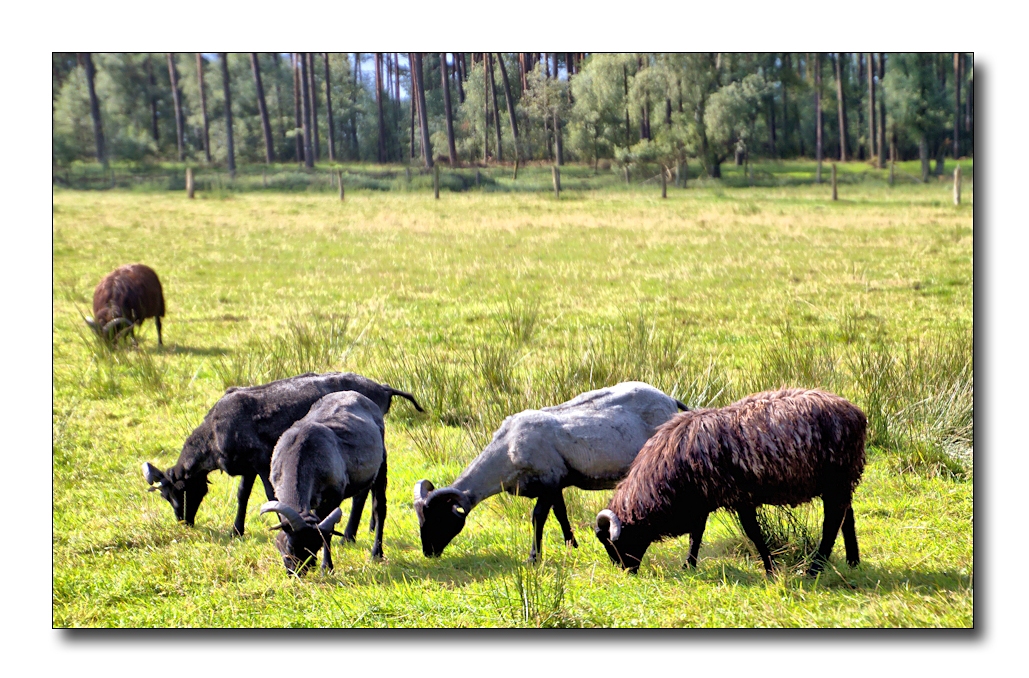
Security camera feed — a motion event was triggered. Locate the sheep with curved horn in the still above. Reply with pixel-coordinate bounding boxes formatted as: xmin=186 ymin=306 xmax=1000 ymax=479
xmin=595 ymin=388 xmax=867 ymax=576
xmin=414 ymin=381 xmax=688 ymax=562
xmin=258 ymin=390 xmax=388 ymax=575
xmin=88 ymin=264 xmax=166 ymax=346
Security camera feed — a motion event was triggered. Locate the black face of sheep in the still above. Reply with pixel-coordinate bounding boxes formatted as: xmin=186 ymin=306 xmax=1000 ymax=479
xmin=594 ymin=510 xmax=649 ymax=574
xmin=143 ymin=462 xmax=208 ymax=526
xmin=261 ymin=503 xmax=343 ymax=576
xmin=413 ymin=481 xmax=469 ymax=558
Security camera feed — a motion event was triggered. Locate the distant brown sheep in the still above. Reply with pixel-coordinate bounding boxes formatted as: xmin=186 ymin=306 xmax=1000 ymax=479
xmin=87 ymin=264 xmax=165 ymax=346
xmin=595 ymin=388 xmax=866 ymax=576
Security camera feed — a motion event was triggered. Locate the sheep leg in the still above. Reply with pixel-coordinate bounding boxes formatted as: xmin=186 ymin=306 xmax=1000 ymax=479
xmin=737 ymin=506 xmax=774 ymax=574
xmin=684 ymin=511 xmax=709 ymax=569
xmin=841 ymin=505 xmax=860 ymax=567
xmin=232 ymin=473 xmax=257 ymax=537
xmin=340 ymin=489 xmax=369 ymax=543
xmin=259 ymin=473 xmax=276 ymax=501
xmin=321 ymin=536 xmax=335 ymax=574
xmin=808 ymin=500 xmax=847 ymax=576
xmin=369 ymin=459 xmax=387 ymax=561
xmin=529 ymin=495 xmax=555 ymax=563
xmin=155 ymin=316 xmax=163 ymax=346
xmin=551 ymin=491 xmax=578 ymax=548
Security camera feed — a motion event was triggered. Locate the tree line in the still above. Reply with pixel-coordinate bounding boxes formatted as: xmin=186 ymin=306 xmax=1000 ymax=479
xmin=53 ymin=53 xmax=973 ymax=181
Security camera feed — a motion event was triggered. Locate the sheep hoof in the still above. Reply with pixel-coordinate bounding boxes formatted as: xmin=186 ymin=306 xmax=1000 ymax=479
xmin=340 ymin=531 xmax=357 ymax=544
xmin=847 ymin=557 xmax=860 ymax=567
xmin=566 ymin=537 xmax=578 ymax=549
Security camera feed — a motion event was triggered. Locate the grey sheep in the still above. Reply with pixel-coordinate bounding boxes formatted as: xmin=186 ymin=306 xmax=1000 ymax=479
xmin=414 ymin=381 xmax=688 ymax=561
xmin=260 ymin=391 xmax=388 ymax=575
xmin=595 ymin=388 xmax=866 ymax=575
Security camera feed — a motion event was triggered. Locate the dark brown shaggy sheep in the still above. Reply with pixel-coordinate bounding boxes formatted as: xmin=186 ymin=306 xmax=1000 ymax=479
xmin=88 ymin=264 xmax=166 ymax=346
xmin=594 ymin=388 xmax=866 ymax=576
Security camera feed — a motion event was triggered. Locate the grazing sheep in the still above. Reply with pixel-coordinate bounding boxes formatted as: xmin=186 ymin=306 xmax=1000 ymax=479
xmin=414 ymin=381 xmax=688 ymax=561
xmin=143 ymin=371 xmax=421 ymax=537
xmin=260 ymin=391 xmax=387 ymax=575
xmin=87 ymin=264 xmax=166 ymax=346
xmin=595 ymin=388 xmax=866 ymax=576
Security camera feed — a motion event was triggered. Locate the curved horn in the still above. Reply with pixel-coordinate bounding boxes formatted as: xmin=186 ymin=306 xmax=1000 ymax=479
xmin=430 ymin=487 xmax=471 ymax=513
xmin=85 ymin=317 xmax=98 ymax=331
xmin=103 ymin=317 xmax=132 ymax=334
xmin=142 ymin=462 xmax=163 ymax=486
xmin=414 ymin=479 xmax=435 ymax=504
xmin=260 ymin=501 xmax=307 ymax=532
xmin=596 ymin=509 xmax=622 ymax=542
xmin=317 ymin=507 xmax=344 ymax=532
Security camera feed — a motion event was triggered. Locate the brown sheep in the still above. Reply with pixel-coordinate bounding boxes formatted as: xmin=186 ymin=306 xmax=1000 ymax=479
xmin=595 ymin=388 xmax=866 ymax=576
xmin=87 ymin=264 xmax=165 ymax=346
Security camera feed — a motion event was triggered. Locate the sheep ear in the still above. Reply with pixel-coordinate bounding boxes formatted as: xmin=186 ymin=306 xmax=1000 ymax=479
xmin=413 ymin=480 xmax=434 ymax=523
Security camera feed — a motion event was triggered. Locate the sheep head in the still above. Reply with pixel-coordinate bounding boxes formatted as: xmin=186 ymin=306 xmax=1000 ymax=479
xmin=260 ymin=502 xmax=342 ymax=576
xmin=143 ymin=461 xmax=208 ymax=527
xmin=595 ymin=509 xmax=647 ymax=574
xmin=413 ymin=480 xmax=470 ymax=558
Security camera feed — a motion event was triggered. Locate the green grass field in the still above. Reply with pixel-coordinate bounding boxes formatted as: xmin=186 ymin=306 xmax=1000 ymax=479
xmin=52 ymin=160 xmax=973 ymax=627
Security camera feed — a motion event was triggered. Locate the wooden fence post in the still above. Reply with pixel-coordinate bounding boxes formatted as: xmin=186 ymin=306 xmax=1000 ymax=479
xmin=475 ymin=169 xmax=481 ymax=187
xmin=553 ymin=166 xmax=561 ymax=199
xmin=434 ymin=164 xmax=440 ymax=199
xmin=186 ymin=167 xmax=194 ymax=199
xmin=831 ymin=163 xmax=838 ymax=201
xmin=338 ymin=171 xmax=344 ymax=201
xmin=624 ymin=166 xmax=630 ymax=185
xmin=513 ymin=158 xmax=519 ymax=181
xmin=953 ymin=165 xmax=961 ymax=205
xmin=661 ymin=169 xmax=667 ymax=198
xmin=889 ymin=159 xmax=895 ymax=186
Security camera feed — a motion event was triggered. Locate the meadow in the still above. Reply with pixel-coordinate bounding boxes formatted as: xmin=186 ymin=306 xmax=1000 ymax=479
xmin=51 ymin=160 xmax=973 ymax=627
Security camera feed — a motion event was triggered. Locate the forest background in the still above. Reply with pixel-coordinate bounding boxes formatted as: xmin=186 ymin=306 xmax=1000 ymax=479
xmin=54 ymin=52 xmax=970 ymax=182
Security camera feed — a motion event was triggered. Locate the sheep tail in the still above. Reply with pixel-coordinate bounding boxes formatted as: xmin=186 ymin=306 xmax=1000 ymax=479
xmin=391 ymin=388 xmax=425 ymax=413
xmin=675 ymin=399 xmax=689 ymax=412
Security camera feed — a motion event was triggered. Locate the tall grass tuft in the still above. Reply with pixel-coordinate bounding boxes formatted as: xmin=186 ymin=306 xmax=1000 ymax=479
xmin=485 ymin=525 xmax=573 ymax=628
xmin=492 ymin=295 xmax=542 ymax=345
xmin=212 ymin=312 xmax=355 ymax=389
xmin=726 ymin=504 xmax=821 ymax=573
xmin=747 ymin=319 xmax=840 ymax=395
xmin=380 ymin=341 xmax=469 ymax=426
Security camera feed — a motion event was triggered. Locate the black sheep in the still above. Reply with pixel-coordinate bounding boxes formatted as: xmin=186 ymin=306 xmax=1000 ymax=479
xmin=87 ymin=264 xmax=166 ymax=346
xmin=143 ymin=371 xmax=421 ymax=537
xmin=595 ymin=388 xmax=866 ymax=576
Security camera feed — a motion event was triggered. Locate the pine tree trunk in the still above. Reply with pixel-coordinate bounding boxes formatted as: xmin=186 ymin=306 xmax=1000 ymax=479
xmin=293 ymin=54 xmax=304 ymax=163
xmin=412 ymin=53 xmax=433 ymax=168
xmin=308 ymin=53 xmax=320 ymax=161
xmin=623 ymin=65 xmax=632 ymax=149
xmin=82 ymin=53 xmax=107 ymax=167
xmin=251 ymin=53 xmax=275 ymax=163
xmin=834 ymin=53 xmax=848 ymax=162
xmin=455 ymin=52 xmax=466 ymax=103
xmin=920 ymin=134 xmax=929 ymax=182
xmin=867 ymin=53 xmax=876 ymax=165
xmin=487 ymin=53 xmax=503 ymax=162
xmin=483 ymin=53 xmax=489 ymax=163
xmin=145 ymin=55 xmax=159 ymax=144
xmin=375 ymin=53 xmax=386 ymax=163
xmin=167 ymin=53 xmax=185 ymax=161
xmin=410 ymin=63 xmax=417 ymax=160
xmin=953 ymin=52 xmax=960 ymax=159
xmin=219 ymin=53 xmax=236 ymax=176
xmin=815 ymin=53 xmax=823 ymax=182
xmin=441 ymin=53 xmax=458 ymax=165
xmin=878 ymin=53 xmax=886 ymax=170
xmin=298 ymin=53 xmax=314 ymax=168
xmin=324 ymin=53 xmax=336 ymax=162
xmin=196 ymin=54 xmax=212 ymax=163
xmin=857 ymin=54 xmax=865 ymax=160
xmin=553 ymin=107 xmax=564 ymax=166
xmin=496 ymin=53 xmax=520 ymax=165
